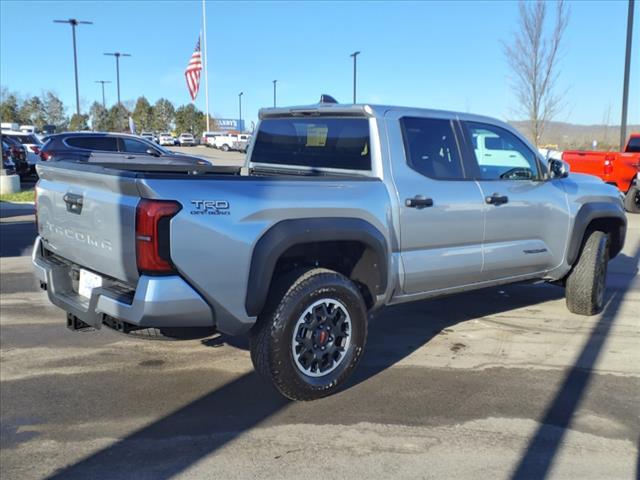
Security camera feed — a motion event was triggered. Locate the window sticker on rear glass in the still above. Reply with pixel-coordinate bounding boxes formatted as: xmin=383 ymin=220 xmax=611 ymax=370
xmin=305 ymin=125 xmax=328 ymax=147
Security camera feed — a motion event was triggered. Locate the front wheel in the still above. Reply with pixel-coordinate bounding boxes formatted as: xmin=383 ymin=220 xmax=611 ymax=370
xmin=221 ymin=144 xmax=230 ymax=152
xmin=250 ymin=268 xmax=368 ymax=401
xmin=624 ymin=187 xmax=640 ymax=213
xmin=565 ymin=230 xmax=609 ymax=315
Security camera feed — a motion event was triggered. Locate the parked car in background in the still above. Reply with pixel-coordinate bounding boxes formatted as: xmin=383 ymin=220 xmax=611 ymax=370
xmin=19 ymin=125 xmax=37 ymax=134
xmin=202 ymin=131 xmax=225 ymax=147
xmin=562 ymin=133 xmax=640 ymax=213
xmin=0 ymin=130 xmax=43 ymax=173
xmin=140 ymin=132 xmax=157 ymax=143
xmin=213 ymin=133 xmax=252 ymax=151
xmin=157 ymin=133 xmax=175 ymax=146
xmin=1 ymin=140 xmax=17 ymax=175
xmin=1 ymin=136 xmax=30 ymax=176
xmin=177 ymin=133 xmax=195 ymax=146
xmin=39 ymin=132 xmax=212 ymax=166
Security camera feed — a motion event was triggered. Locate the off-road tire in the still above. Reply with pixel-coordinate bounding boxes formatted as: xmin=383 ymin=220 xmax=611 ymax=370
xmin=250 ymin=268 xmax=367 ymax=401
xmin=565 ymin=230 xmax=610 ymax=315
xmin=624 ymin=187 xmax=640 ymax=213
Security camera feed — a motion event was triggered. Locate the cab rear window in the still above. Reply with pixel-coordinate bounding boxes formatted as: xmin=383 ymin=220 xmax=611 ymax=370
xmin=251 ymin=118 xmax=371 ymax=171
xmin=627 ymin=137 xmax=640 ymax=153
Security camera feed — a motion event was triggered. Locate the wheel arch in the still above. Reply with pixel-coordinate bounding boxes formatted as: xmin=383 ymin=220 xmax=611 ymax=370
xmin=567 ymin=202 xmax=627 ymax=265
xmin=245 ymin=218 xmax=389 ymax=317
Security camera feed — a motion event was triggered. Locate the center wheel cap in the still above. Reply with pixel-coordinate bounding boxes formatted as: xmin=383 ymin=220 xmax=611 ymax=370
xmin=317 ymin=330 xmax=329 ymax=346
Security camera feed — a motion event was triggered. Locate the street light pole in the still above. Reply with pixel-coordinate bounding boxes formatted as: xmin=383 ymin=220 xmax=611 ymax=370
xmin=54 ymin=18 xmax=93 ymax=116
xmin=350 ymin=51 xmax=361 ymax=104
xmin=620 ymin=0 xmax=635 ymax=150
xmin=238 ymin=92 xmax=243 ymax=132
xmin=103 ymin=52 xmax=131 ymax=105
xmin=95 ymin=80 xmax=111 ymax=108
xmin=273 ymin=80 xmax=277 ymax=108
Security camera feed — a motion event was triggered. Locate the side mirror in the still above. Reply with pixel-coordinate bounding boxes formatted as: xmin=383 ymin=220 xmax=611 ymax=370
xmin=548 ymin=158 xmax=569 ymax=179
xmin=146 ymin=148 xmax=160 ymax=157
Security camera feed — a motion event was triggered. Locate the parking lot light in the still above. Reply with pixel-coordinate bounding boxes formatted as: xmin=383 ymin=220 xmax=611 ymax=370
xmin=53 ymin=18 xmax=93 ymax=116
xmin=103 ymin=52 xmax=132 ymax=105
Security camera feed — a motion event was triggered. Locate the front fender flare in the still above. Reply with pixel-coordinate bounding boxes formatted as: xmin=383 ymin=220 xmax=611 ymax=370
xmin=566 ymin=202 xmax=627 ymax=265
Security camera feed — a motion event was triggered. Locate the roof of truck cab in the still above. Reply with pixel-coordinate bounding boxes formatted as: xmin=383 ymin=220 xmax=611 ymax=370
xmin=258 ymin=102 xmax=509 ymax=126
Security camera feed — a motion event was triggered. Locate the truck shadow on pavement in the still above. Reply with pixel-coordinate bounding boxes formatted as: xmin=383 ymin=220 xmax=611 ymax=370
xmin=511 ymin=245 xmax=639 ymax=480
xmin=0 ymin=202 xmax=36 ymax=258
xmin=47 ymin=248 xmax=638 ymax=480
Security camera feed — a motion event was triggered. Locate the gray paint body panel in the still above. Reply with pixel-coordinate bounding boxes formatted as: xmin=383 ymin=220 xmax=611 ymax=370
xmin=33 ymin=104 xmax=626 ymax=335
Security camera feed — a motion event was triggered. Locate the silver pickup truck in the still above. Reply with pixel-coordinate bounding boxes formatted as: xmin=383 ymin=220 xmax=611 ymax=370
xmin=33 ymin=101 xmax=627 ymax=400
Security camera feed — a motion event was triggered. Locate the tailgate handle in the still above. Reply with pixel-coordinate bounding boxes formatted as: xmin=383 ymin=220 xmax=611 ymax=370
xmin=63 ymin=193 xmax=84 ymax=214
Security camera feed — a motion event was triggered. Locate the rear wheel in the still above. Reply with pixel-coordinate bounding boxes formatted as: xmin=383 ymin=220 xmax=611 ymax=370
xmin=565 ymin=230 xmax=609 ymax=315
xmin=250 ymin=268 xmax=367 ymax=401
xmin=624 ymin=187 xmax=640 ymax=213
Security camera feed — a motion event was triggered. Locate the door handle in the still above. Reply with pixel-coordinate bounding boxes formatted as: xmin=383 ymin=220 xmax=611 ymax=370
xmin=125 ymin=155 xmax=135 ymax=159
xmin=405 ymin=195 xmax=434 ymax=209
xmin=63 ymin=192 xmax=84 ymax=214
xmin=485 ymin=193 xmax=509 ymax=205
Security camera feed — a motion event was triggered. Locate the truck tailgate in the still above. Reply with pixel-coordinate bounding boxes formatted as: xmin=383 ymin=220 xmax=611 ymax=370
xmin=36 ymin=163 xmax=140 ymax=284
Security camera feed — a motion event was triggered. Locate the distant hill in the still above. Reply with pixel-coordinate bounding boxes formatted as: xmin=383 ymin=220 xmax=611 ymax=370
xmin=508 ymin=120 xmax=640 ymax=151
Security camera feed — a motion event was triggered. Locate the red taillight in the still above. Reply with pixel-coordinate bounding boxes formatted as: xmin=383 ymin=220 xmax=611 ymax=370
xmin=604 ymin=154 xmax=614 ymax=176
xmin=40 ymin=151 xmax=52 ymax=161
xmin=30 ymin=145 xmax=40 ymax=155
xmin=135 ymin=199 xmax=181 ymax=274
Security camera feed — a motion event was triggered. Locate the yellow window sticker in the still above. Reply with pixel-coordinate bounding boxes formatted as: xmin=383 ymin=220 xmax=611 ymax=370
xmin=306 ymin=125 xmax=328 ymax=147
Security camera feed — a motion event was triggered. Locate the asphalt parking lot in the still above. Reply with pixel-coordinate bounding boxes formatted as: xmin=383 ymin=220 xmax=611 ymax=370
xmin=0 ymin=198 xmax=638 ymax=479
xmin=171 ymin=145 xmax=246 ymax=166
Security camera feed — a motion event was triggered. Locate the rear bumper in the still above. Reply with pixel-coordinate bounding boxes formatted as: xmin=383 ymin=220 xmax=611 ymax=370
xmin=32 ymin=236 xmax=214 ymax=330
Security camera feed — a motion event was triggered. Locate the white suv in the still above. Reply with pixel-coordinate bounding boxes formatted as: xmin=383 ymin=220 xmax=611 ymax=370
xmin=158 ymin=133 xmax=174 ymax=146
xmin=178 ymin=133 xmax=195 ymax=146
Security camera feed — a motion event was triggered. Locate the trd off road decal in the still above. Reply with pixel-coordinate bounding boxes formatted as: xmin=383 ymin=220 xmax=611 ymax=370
xmin=190 ymin=200 xmax=231 ymax=216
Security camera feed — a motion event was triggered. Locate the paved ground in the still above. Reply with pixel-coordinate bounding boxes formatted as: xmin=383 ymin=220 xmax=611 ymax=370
xmin=0 ymin=200 xmax=638 ymax=479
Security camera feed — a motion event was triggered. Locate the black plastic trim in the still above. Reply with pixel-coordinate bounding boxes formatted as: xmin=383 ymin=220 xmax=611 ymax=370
xmin=245 ymin=218 xmax=388 ymax=317
xmin=567 ymin=202 xmax=627 ymax=265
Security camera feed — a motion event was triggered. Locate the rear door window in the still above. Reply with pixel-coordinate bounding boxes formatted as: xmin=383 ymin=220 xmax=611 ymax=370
xmin=251 ymin=118 xmax=371 ymax=170
xmin=65 ymin=136 xmax=118 ymax=151
xmin=400 ymin=117 xmax=465 ymax=179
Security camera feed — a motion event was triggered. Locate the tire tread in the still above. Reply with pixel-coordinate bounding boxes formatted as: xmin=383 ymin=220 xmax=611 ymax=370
xmin=565 ymin=230 xmax=609 ymax=315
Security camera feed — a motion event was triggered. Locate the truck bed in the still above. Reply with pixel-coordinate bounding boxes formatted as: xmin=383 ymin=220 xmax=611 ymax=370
xmin=34 ymin=160 xmax=390 ymax=334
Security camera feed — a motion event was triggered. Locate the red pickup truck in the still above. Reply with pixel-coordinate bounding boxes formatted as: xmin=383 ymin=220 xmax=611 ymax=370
xmin=562 ymin=133 xmax=640 ymax=213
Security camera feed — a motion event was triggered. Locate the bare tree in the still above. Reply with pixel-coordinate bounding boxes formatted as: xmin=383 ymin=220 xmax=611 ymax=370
xmin=504 ymin=0 xmax=569 ymax=146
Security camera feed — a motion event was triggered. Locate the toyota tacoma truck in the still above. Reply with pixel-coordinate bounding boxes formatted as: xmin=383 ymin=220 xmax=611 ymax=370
xmin=33 ymin=100 xmax=627 ymax=400
xmin=562 ymin=133 xmax=640 ymax=213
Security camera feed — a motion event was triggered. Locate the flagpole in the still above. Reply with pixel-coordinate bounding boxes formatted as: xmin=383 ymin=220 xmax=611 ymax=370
xmin=202 ymin=0 xmax=210 ymax=132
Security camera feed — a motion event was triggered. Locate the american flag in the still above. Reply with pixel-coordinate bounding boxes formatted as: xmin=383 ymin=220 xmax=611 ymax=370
xmin=185 ymin=37 xmax=203 ymax=101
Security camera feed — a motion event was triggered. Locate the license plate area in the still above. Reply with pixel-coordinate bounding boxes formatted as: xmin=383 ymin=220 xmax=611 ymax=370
xmin=78 ymin=269 xmax=103 ymax=299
